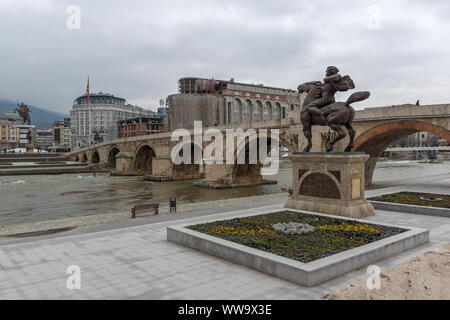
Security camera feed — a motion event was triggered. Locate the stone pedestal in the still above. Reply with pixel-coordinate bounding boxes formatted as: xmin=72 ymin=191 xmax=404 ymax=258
xmin=284 ymin=152 xmax=375 ymax=218
xmin=26 ymin=144 xmax=34 ymax=154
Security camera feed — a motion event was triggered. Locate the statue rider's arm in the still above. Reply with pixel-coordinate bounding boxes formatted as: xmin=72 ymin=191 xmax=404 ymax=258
xmin=324 ymin=74 xmax=342 ymax=83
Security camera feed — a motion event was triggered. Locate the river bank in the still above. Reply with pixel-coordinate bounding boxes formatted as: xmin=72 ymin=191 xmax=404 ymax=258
xmin=0 ymin=192 xmax=287 ymax=239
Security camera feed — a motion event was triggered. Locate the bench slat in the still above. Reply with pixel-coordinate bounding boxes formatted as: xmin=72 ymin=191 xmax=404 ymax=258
xmin=135 ymin=205 xmax=158 ymax=210
xmin=131 ymin=203 xmax=159 ymax=218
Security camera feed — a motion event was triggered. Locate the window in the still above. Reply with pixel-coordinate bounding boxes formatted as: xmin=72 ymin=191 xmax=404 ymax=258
xmin=234 ymin=100 xmax=240 ymax=111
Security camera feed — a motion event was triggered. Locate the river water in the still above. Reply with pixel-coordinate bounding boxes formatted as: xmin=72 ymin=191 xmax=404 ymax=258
xmin=0 ymin=160 xmax=449 ymax=226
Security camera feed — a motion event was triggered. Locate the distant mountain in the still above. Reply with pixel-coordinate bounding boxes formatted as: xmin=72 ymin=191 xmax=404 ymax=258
xmin=0 ymin=98 xmax=68 ymax=129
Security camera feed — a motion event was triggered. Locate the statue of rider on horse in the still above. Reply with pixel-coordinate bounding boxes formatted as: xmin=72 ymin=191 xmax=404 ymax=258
xmin=299 ymin=66 xmax=370 ymax=152
xmin=15 ymin=102 xmax=31 ymax=125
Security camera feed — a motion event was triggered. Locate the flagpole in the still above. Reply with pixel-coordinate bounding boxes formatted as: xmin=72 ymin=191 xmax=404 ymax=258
xmin=87 ymin=76 xmax=90 ymax=147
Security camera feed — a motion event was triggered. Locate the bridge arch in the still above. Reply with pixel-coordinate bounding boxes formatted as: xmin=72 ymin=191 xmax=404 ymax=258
xmin=353 ymin=120 xmax=450 ymax=185
xmin=233 ymin=137 xmax=262 ymax=183
xmin=90 ymin=151 xmax=100 ymax=164
xmin=233 ymin=131 xmax=293 ymax=161
xmin=81 ymin=153 xmax=88 ymax=163
xmin=107 ymin=146 xmax=121 ymax=169
xmin=134 ymin=144 xmax=157 ymax=174
xmin=232 ymin=133 xmax=283 ymax=182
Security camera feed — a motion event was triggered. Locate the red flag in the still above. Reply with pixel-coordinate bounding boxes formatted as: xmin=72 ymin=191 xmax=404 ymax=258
xmin=86 ymin=76 xmax=90 ymax=105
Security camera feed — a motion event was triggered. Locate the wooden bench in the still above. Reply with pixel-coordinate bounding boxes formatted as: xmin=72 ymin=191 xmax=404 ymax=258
xmin=131 ymin=203 xmax=159 ymax=218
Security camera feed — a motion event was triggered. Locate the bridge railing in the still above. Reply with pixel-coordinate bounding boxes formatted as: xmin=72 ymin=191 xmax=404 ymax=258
xmin=70 ymin=119 xmax=290 ymax=154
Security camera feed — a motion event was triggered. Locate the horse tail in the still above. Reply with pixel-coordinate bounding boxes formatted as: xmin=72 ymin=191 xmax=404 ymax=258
xmin=345 ymin=91 xmax=370 ymax=107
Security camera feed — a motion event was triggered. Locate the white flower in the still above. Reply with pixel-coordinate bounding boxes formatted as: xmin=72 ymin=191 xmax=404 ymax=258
xmin=272 ymin=222 xmax=315 ymax=235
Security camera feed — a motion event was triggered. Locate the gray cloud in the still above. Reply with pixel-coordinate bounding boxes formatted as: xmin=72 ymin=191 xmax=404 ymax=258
xmin=0 ymin=0 xmax=449 ymax=114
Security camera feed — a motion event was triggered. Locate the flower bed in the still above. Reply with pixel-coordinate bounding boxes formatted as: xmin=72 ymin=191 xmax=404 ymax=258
xmin=369 ymin=192 xmax=450 ymax=209
xmin=187 ymin=211 xmax=406 ymax=263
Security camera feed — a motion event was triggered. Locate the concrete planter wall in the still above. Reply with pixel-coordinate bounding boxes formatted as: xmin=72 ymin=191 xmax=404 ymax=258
xmin=370 ymin=200 xmax=450 ymax=218
xmin=167 ymin=209 xmax=429 ymax=287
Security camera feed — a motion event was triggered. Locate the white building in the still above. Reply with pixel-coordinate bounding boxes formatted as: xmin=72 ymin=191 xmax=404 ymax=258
xmin=70 ymin=92 xmax=155 ymax=150
xmin=36 ymin=129 xmax=53 ymax=150
xmin=13 ymin=124 xmax=36 ymax=148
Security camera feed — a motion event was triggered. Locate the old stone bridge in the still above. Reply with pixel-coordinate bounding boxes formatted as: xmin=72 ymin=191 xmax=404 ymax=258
xmin=69 ymin=103 xmax=450 ymax=187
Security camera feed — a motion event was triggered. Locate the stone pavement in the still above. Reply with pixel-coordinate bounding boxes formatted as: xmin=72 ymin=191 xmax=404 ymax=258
xmin=0 ymin=175 xmax=449 ymax=300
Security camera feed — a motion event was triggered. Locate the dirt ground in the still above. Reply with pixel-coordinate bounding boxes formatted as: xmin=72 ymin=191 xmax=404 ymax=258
xmin=323 ymin=243 xmax=450 ymax=300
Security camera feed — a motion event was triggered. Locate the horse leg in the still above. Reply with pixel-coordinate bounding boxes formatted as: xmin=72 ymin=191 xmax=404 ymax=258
xmin=344 ymin=123 xmax=355 ymax=152
xmin=326 ymin=123 xmax=346 ymax=152
xmin=301 ymin=111 xmax=312 ymax=152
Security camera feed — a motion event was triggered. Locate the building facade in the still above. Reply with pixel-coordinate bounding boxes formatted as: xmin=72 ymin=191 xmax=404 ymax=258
xmin=53 ymin=118 xmax=71 ymax=151
xmin=167 ymin=77 xmax=298 ymax=130
xmin=36 ymin=129 xmax=53 ymax=150
xmin=391 ymin=132 xmax=442 ymax=148
xmin=70 ymin=92 xmax=155 ymax=150
xmin=118 ymin=116 xmax=166 ymax=139
xmin=0 ymin=118 xmax=21 ymax=150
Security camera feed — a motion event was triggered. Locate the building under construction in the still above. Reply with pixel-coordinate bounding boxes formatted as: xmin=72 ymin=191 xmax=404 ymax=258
xmin=177 ymin=77 xmax=228 ymax=95
xmin=168 ymin=77 xmax=298 ymax=130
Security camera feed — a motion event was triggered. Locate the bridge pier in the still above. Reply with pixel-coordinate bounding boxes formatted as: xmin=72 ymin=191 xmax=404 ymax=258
xmin=172 ymin=163 xmax=202 ymax=180
xmin=151 ymin=158 xmax=173 ymax=176
xmin=113 ymin=152 xmax=135 ymax=175
xmin=195 ymin=163 xmax=270 ymax=188
xmin=144 ymin=158 xmax=202 ymax=181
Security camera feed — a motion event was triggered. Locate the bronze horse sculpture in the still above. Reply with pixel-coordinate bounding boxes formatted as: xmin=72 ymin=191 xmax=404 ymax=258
xmin=15 ymin=102 xmax=31 ymax=125
xmin=299 ymin=66 xmax=370 ymax=152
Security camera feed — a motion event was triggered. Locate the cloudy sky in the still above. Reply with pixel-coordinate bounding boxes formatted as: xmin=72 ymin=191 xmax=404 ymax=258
xmin=0 ymin=0 xmax=449 ymax=114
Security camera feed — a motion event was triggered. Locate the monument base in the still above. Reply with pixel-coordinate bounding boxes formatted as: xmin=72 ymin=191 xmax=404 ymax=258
xmin=285 ymin=197 xmax=374 ymax=219
xmin=25 ymin=144 xmax=34 ymax=154
xmin=284 ymin=152 xmax=375 ymax=219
